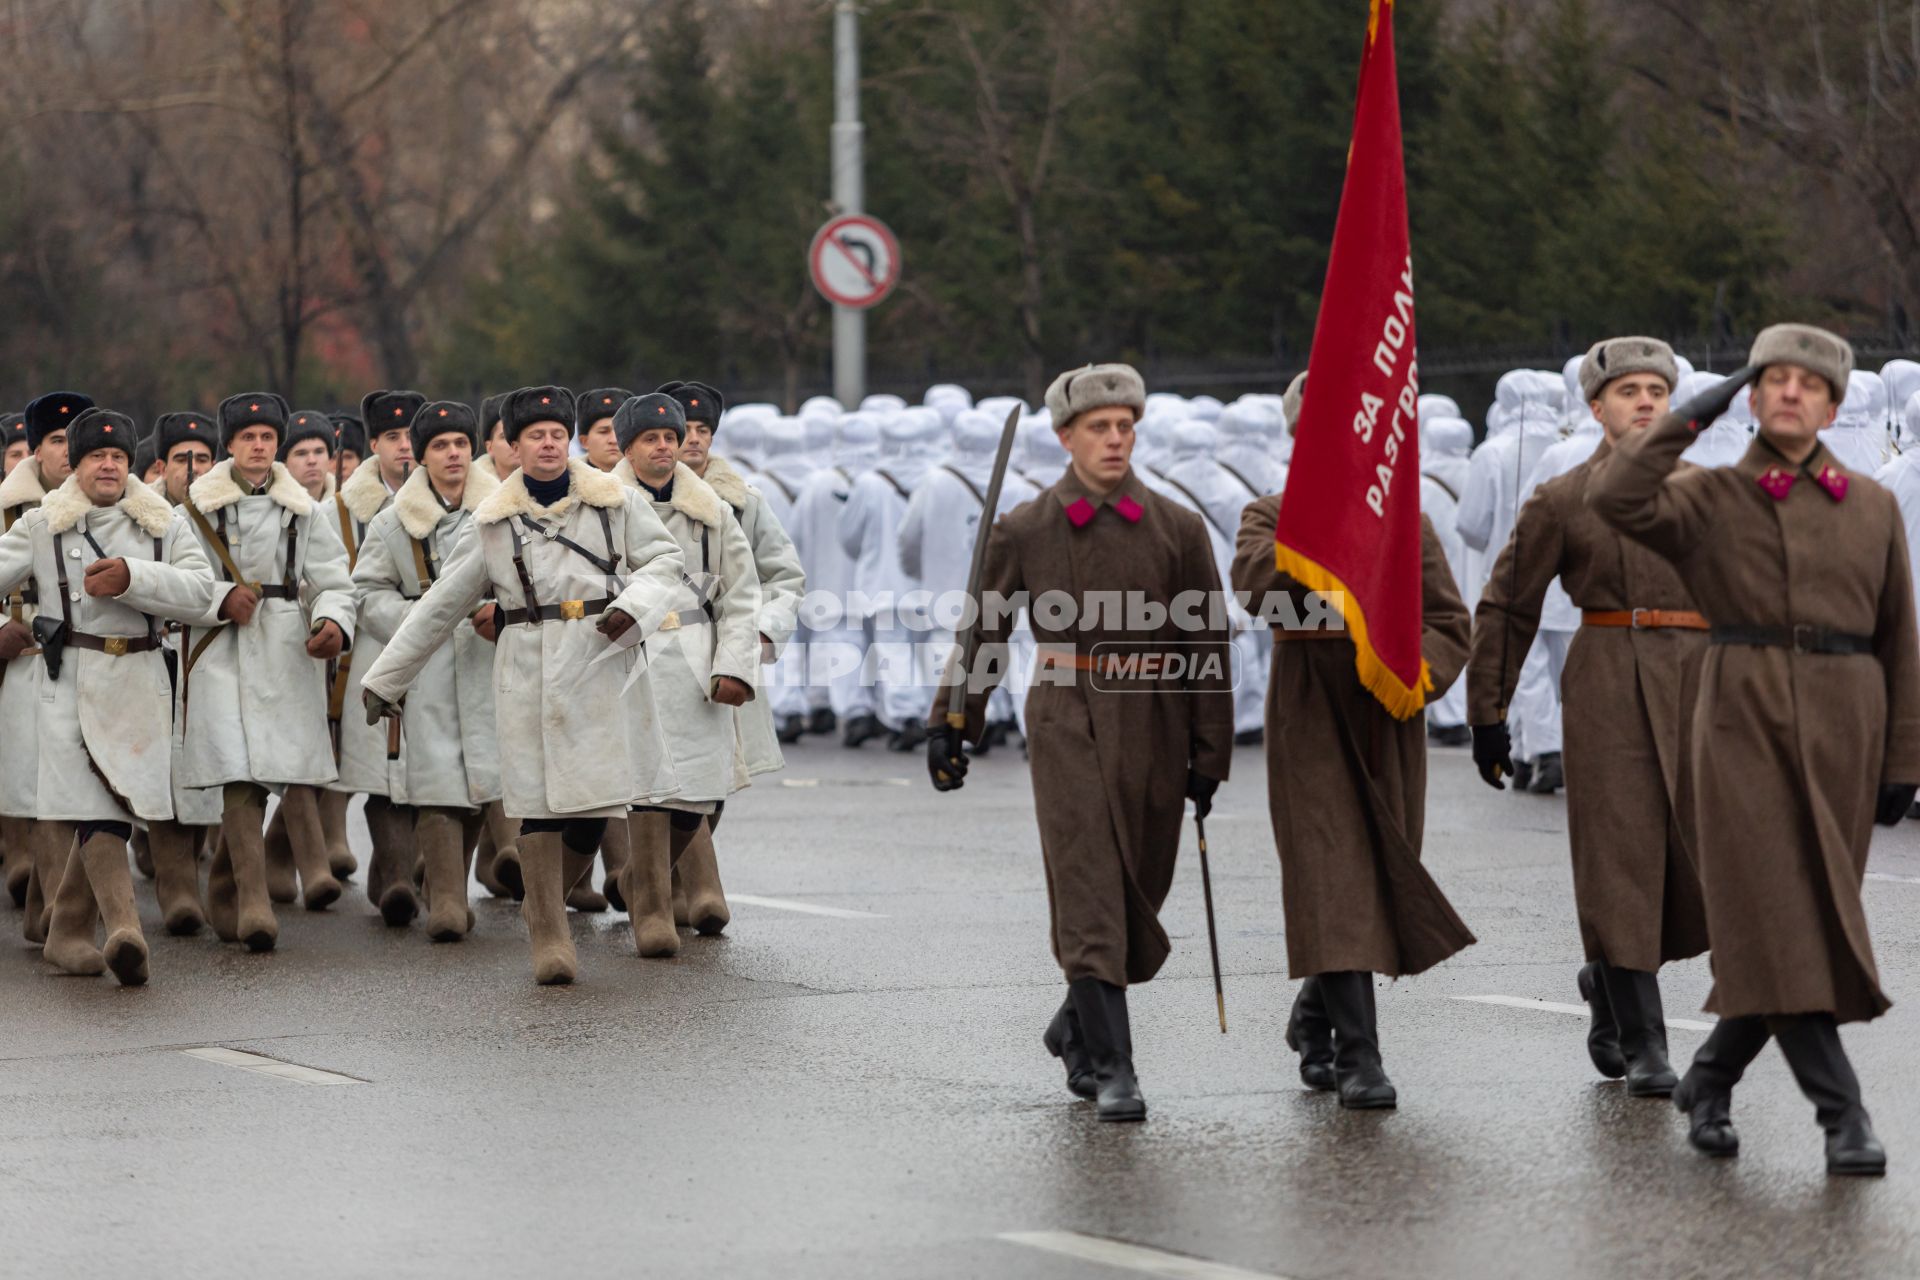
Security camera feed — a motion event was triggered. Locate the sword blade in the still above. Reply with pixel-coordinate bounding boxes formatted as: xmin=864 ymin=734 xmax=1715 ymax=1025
xmin=944 ymin=404 xmax=1024 ymax=726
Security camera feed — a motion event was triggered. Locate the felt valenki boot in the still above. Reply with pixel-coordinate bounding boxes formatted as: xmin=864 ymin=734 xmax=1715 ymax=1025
xmin=221 ymin=793 xmax=279 ymax=952
xmin=260 ymin=803 xmax=300 ymax=904
xmin=364 ymin=795 xmax=419 ymax=926
xmin=416 ymin=808 xmax=473 ymax=942
xmin=24 ymin=821 xmax=75 ymax=944
xmin=147 ymin=819 xmax=207 ymax=936
xmin=565 ymin=840 xmax=608 ymax=913
xmin=81 ymin=832 xmax=149 ymax=986
xmin=3 ymin=816 xmax=32 ymax=907
xmin=41 ymin=837 xmax=104 ymax=976
xmin=623 ymin=812 xmax=679 ymax=958
xmin=131 ymin=828 xmax=154 ymax=880
xmin=318 ymin=788 xmax=357 ymax=880
xmin=278 ymin=785 xmax=342 ymax=911
xmin=516 ymin=831 xmax=577 ymax=985
xmin=677 ymin=820 xmax=730 ymax=937
xmin=597 ymin=817 xmax=631 ymax=912
xmin=483 ymin=802 xmax=523 ymax=901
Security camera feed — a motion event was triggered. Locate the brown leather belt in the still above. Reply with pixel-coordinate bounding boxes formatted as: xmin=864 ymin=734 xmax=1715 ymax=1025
xmin=1582 ymin=609 xmax=1709 ymax=630
xmin=498 ymin=598 xmax=612 ymax=627
xmin=1036 ymin=649 xmax=1168 ymax=678
xmin=67 ymin=631 xmax=161 ymax=656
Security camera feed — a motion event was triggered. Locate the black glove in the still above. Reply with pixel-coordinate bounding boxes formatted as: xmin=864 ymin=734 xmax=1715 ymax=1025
xmin=1471 ymin=723 xmax=1514 ymax=790
xmin=1186 ymin=769 xmax=1219 ymax=820
xmin=1670 ymin=366 xmax=1757 ymax=432
xmin=927 ymin=722 xmax=969 ymax=792
xmin=1875 ymin=782 xmax=1917 ymax=827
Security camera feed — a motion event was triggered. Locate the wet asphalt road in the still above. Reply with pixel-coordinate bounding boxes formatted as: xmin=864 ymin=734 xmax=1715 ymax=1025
xmin=5 ymin=737 xmax=1920 ymax=1280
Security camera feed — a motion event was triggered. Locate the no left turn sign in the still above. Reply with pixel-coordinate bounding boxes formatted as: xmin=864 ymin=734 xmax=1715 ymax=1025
xmin=809 ymin=214 xmax=901 ymax=310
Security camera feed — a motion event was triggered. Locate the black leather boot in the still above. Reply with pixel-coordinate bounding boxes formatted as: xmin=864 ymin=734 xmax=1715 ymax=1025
xmin=1319 ymin=970 xmax=1396 ymax=1109
xmin=1528 ymin=752 xmax=1563 ymax=794
xmin=1511 ymin=758 xmax=1534 ymax=792
xmin=807 ymin=708 xmax=837 ymax=736
xmin=1068 ymin=977 xmax=1146 ymax=1121
xmin=1601 ymin=965 xmax=1677 ymax=1096
xmin=1577 ymin=962 xmax=1626 ymax=1080
xmin=1772 ymin=1015 xmax=1886 ymax=1176
xmin=1285 ymin=978 xmax=1336 ymax=1091
xmin=1042 ymin=996 xmax=1097 ymax=1100
xmin=776 ymin=715 xmax=805 ymax=744
xmin=1672 ymin=1072 xmax=1739 ymax=1157
xmin=842 ymin=714 xmax=884 ymax=748
xmin=887 ymin=722 xmax=927 ymax=753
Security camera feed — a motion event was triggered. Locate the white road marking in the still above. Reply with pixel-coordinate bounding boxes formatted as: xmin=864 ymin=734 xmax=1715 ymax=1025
xmin=1867 ymin=871 xmax=1920 ymax=885
xmin=181 ymin=1047 xmax=365 ymax=1086
xmin=726 ymin=894 xmax=885 ymax=919
xmin=999 ymin=1231 xmax=1290 ymax=1280
xmin=1450 ymin=994 xmax=1716 ymax=1033
xmin=780 ymin=777 xmax=911 ymax=788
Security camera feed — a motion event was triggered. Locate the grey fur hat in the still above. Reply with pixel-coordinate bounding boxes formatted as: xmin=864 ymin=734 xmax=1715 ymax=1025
xmin=1578 ymin=336 xmax=1678 ymax=402
xmin=1281 ymin=371 xmax=1307 ymax=432
xmin=1749 ymin=323 xmax=1853 ymax=400
xmin=1043 ymin=363 xmax=1146 ymax=428
xmin=614 ymin=392 xmax=687 ymax=451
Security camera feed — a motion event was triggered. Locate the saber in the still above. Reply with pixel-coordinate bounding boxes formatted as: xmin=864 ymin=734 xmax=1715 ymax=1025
xmin=943 ymin=404 xmax=1024 ymax=734
xmin=1196 ymin=814 xmax=1227 ymax=1033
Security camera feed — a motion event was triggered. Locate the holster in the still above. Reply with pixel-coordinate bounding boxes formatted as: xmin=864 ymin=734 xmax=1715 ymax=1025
xmin=31 ymin=615 xmax=67 ymax=681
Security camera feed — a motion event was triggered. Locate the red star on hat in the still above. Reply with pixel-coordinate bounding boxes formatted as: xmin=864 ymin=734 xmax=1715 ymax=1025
xmin=438 ymin=408 xmax=448 ymax=417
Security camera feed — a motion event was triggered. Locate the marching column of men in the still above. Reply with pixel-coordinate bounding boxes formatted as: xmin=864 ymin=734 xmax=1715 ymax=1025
xmin=2 ymin=332 xmax=1911 ymax=1177
xmin=0 ymin=377 xmax=801 ymax=988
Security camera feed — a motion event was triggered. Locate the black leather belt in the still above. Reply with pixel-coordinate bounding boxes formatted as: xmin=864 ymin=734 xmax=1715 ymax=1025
xmin=255 ymin=583 xmax=300 ymax=600
xmin=498 ymin=598 xmax=612 ymax=627
xmin=67 ymin=631 xmax=162 ymax=656
xmin=1710 ymin=624 xmax=1874 ymax=656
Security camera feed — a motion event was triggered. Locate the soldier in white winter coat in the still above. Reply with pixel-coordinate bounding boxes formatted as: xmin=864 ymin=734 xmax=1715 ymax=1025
xmin=352 ymin=401 xmax=502 ymax=940
xmin=180 ymin=393 xmax=356 ymax=952
xmin=0 ymin=391 xmax=88 ymax=942
xmin=610 ymin=391 xmax=762 ymax=955
xmin=0 ymin=410 xmax=216 ymax=983
xmin=361 ymin=385 xmax=687 ymax=986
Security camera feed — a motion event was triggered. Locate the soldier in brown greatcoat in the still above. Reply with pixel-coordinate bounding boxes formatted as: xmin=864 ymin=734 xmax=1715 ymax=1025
xmin=927 ymin=362 xmax=1235 ymax=1122
xmin=1467 ymin=337 xmax=1710 ymax=1099
xmin=1231 ymin=504 xmax=1474 ymax=1111
xmin=1591 ymin=324 xmax=1920 ymax=1176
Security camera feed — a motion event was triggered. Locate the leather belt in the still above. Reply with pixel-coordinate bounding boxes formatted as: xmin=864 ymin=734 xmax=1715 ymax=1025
xmin=254 ymin=583 xmax=300 ymax=600
xmin=498 ymin=598 xmax=611 ymax=627
xmin=67 ymin=631 xmax=161 ymax=656
xmin=1710 ymin=624 xmax=1874 ymax=655
xmin=1582 ymin=609 xmax=1709 ymax=630
xmin=1036 ymin=649 xmax=1167 ymax=677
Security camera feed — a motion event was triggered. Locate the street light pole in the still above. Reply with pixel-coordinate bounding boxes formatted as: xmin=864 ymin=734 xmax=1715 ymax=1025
xmin=831 ymin=0 xmax=865 ymax=409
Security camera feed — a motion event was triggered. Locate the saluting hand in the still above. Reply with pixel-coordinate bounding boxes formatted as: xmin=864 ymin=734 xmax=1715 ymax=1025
xmin=0 ymin=620 xmax=31 ymax=661
xmin=83 ymin=557 xmax=131 ymax=598
xmin=306 ymin=620 xmax=345 ymax=660
xmin=1670 ymin=366 xmax=1758 ymax=432
xmin=1471 ymin=723 xmax=1514 ymax=790
xmin=710 ymin=674 xmax=752 ymax=707
xmin=219 ymin=584 xmax=259 ymax=626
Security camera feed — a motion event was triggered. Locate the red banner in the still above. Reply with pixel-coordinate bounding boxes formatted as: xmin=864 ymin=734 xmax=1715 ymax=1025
xmin=1273 ymin=0 xmax=1426 ymax=719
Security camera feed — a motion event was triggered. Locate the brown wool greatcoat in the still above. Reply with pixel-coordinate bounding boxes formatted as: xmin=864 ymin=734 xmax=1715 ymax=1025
xmin=1231 ymin=501 xmax=1476 ymax=978
xmin=1591 ymin=417 xmax=1920 ymax=1023
xmin=932 ymin=468 xmax=1235 ymax=989
xmin=1467 ymin=439 xmax=1710 ymax=972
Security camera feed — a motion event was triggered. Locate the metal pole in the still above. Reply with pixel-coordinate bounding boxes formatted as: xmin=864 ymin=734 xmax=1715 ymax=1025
xmin=831 ymin=0 xmax=865 ymax=409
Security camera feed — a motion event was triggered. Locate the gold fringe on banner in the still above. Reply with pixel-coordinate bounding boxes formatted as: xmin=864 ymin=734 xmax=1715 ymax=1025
xmin=1273 ymin=540 xmax=1431 ymax=721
